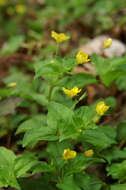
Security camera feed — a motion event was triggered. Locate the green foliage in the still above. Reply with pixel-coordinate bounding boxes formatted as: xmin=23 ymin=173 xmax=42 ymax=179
xmin=102 ymin=148 xmax=126 ymax=164
xmin=116 ymin=75 xmax=126 ymax=90
xmin=81 ymin=126 xmax=116 ymax=150
xmin=75 ymin=173 xmax=103 ymax=190
xmin=107 ymin=160 xmax=126 ymax=181
xmin=0 ymin=147 xmax=19 ymax=189
xmin=110 ymin=184 xmax=126 ymax=190
xmin=57 ymin=173 xmax=103 ymax=190
xmin=117 ymin=121 xmax=126 ymax=141
xmin=59 ymin=73 xmax=97 ymax=88
xmin=1 ymin=37 xmax=126 ymax=189
xmin=1 ymin=2 xmax=126 ymax=188
xmin=0 ymin=147 xmax=39 ymax=189
xmin=92 ymin=54 xmax=126 ymax=86
xmin=57 ymin=175 xmax=81 ymax=190
xmin=0 ymin=35 xmax=25 ymax=55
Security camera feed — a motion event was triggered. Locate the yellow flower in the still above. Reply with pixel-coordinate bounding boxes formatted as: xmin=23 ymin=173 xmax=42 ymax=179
xmin=15 ymin=4 xmax=26 ymax=14
xmin=63 ymin=87 xmax=81 ymax=98
xmin=7 ymin=82 xmax=17 ymax=88
xmin=96 ymin=101 xmax=109 ymax=116
xmin=103 ymin=38 xmax=112 ymax=48
xmin=84 ymin=149 xmax=94 ymax=157
xmin=0 ymin=0 xmax=7 ymax=6
xmin=63 ymin=149 xmax=77 ymax=160
xmin=76 ymin=50 xmax=90 ymax=64
xmin=51 ymin=31 xmax=70 ymax=43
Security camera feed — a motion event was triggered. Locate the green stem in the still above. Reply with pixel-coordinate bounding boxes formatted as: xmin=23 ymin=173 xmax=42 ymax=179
xmin=71 ymin=92 xmax=87 ymax=110
xmin=48 ymin=85 xmax=54 ymax=101
xmin=56 ymin=43 xmax=60 ymax=57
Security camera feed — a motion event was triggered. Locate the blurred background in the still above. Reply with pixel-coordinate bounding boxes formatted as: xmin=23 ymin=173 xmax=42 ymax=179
xmin=0 ymin=0 xmax=126 ymax=76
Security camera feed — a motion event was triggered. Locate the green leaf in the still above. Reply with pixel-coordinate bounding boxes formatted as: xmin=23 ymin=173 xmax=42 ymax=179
xmin=92 ymin=54 xmax=107 ymax=75
xmin=0 ymin=147 xmax=20 ymax=189
xmin=34 ymin=56 xmax=76 ymax=80
xmin=82 ymin=126 xmax=116 ymax=150
xmin=75 ymin=173 xmax=103 ymax=190
xmin=64 ymin=155 xmax=87 ymax=176
xmin=0 ymin=35 xmax=25 ymax=55
xmin=63 ymin=154 xmax=104 ymax=176
xmin=14 ymin=153 xmax=38 ymax=178
xmin=75 ymin=105 xmax=97 ymax=129
xmin=59 ymin=121 xmax=81 ymax=141
xmin=32 ymin=162 xmax=54 ymax=174
xmin=59 ymin=73 xmax=97 ymax=88
xmin=101 ymin=70 xmax=126 ymax=86
xmin=110 ymin=184 xmax=126 ymax=190
xmin=47 ymin=101 xmax=74 ymax=127
xmin=116 ymin=75 xmax=126 ymax=90
xmin=30 ymin=93 xmax=48 ymax=106
xmin=20 ymin=103 xmax=73 ymax=147
xmin=102 ymin=148 xmax=126 ymax=164
xmin=92 ymin=54 xmax=126 ymax=86
xmin=34 ymin=58 xmax=64 ymax=80
xmin=47 ymin=102 xmax=82 ymax=141
xmin=107 ymin=160 xmax=126 ymax=181
xmin=57 ymin=175 xmax=81 ymax=190
xmin=22 ymin=126 xmax=58 ymax=147
xmin=16 ymin=115 xmax=46 ymax=134
xmin=117 ymin=121 xmax=126 ymax=141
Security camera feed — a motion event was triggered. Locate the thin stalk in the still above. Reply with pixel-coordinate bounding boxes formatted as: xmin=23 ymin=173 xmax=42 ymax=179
xmin=71 ymin=92 xmax=87 ymax=110
xmin=48 ymin=85 xmax=54 ymax=101
xmin=56 ymin=43 xmax=60 ymax=57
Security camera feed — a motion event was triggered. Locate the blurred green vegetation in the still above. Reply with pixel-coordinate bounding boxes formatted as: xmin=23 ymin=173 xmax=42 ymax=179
xmin=0 ymin=0 xmax=126 ymax=39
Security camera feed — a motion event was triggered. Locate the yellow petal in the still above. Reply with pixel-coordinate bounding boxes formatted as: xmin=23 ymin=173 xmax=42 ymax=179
xmin=63 ymin=87 xmax=81 ymax=97
xmin=7 ymin=82 xmax=17 ymax=88
xmin=96 ymin=101 xmax=109 ymax=116
xmin=63 ymin=149 xmax=77 ymax=160
xmin=76 ymin=50 xmax=90 ymax=64
xmin=103 ymin=38 xmax=112 ymax=48
xmin=84 ymin=149 xmax=94 ymax=157
xmin=51 ymin=31 xmax=70 ymax=43
xmin=15 ymin=5 xmax=26 ymax=14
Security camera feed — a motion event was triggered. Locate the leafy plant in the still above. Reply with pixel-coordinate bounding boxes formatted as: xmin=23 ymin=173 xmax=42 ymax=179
xmin=1 ymin=29 xmax=126 ymax=190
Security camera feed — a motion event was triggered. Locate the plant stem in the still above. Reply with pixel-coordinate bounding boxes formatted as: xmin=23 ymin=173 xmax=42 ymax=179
xmin=71 ymin=92 xmax=87 ymax=110
xmin=56 ymin=43 xmax=60 ymax=57
xmin=48 ymin=85 xmax=54 ymax=101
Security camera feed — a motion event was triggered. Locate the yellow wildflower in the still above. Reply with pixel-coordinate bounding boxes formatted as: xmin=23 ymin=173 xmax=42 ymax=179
xmin=51 ymin=31 xmax=70 ymax=43
xmin=84 ymin=149 xmax=94 ymax=157
xmin=63 ymin=149 xmax=77 ymax=160
xmin=7 ymin=82 xmax=17 ymax=88
xmin=96 ymin=101 xmax=109 ymax=116
xmin=63 ymin=87 xmax=81 ymax=98
xmin=15 ymin=4 xmax=26 ymax=14
xmin=76 ymin=50 xmax=90 ymax=64
xmin=103 ymin=38 xmax=112 ymax=48
xmin=0 ymin=0 xmax=7 ymax=6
